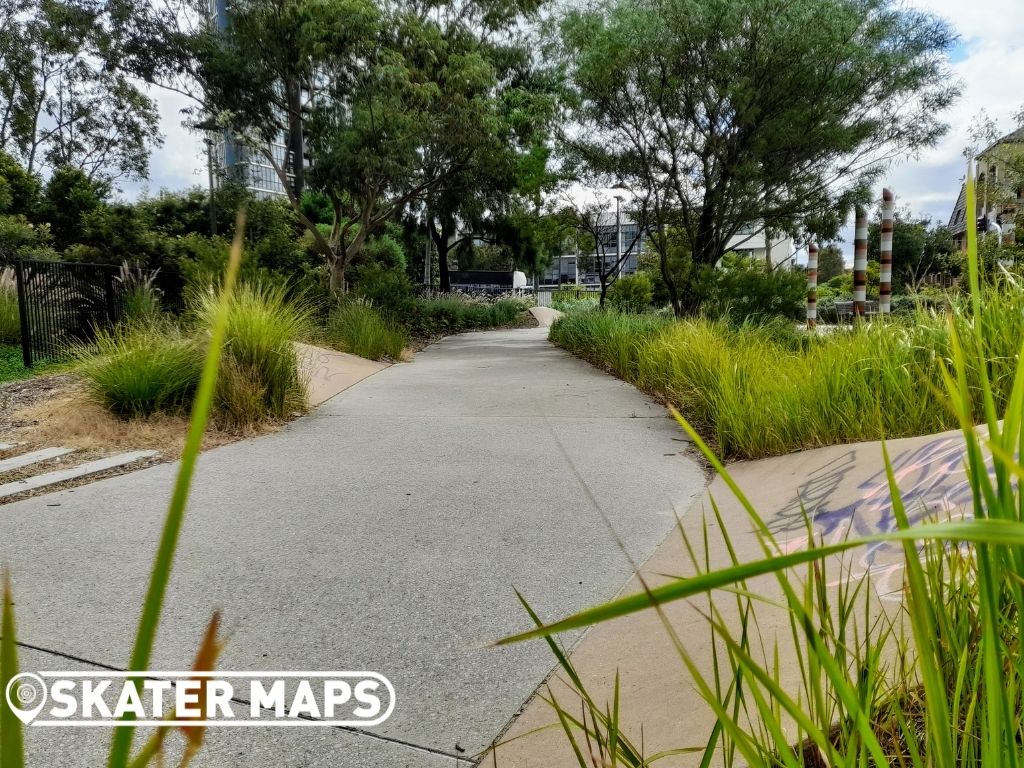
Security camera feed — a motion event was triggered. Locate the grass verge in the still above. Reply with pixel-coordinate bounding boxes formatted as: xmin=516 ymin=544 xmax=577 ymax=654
xmin=550 ymin=294 xmax=1024 ymax=459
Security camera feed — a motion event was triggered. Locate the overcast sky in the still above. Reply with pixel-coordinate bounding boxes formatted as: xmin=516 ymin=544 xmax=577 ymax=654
xmin=121 ymin=0 xmax=1024 ymax=263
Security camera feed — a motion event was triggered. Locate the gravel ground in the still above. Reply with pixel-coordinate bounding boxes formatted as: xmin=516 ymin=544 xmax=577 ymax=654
xmin=0 ymin=373 xmax=77 ymax=432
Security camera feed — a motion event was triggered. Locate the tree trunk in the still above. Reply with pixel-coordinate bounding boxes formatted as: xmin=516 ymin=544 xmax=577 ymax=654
xmin=430 ymin=219 xmax=455 ymax=292
xmin=285 ymin=78 xmax=305 ymax=198
xmin=438 ymin=245 xmax=451 ymax=292
xmin=658 ymin=247 xmax=682 ymax=317
xmin=329 ymin=260 xmax=346 ymax=293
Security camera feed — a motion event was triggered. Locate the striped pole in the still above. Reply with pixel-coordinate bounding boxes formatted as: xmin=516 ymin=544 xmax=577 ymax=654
xmin=879 ymin=188 xmax=894 ymax=314
xmin=806 ymin=242 xmax=818 ymax=329
xmin=853 ymin=206 xmax=867 ymax=318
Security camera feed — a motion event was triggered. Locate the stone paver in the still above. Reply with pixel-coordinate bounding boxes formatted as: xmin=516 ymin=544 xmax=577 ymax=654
xmin=0 ymin=450 xmax=158 ymax=498
xmin=0 ymin=328 xmax=705 ymax=766
xmin=0 ymin=446 xmax=74 ymax=473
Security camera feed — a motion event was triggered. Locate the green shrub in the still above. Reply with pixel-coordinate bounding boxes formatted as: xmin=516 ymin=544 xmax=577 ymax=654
xmin=75 ymin=323 xmax=202 ymax=418
xmin=406 ymin=295 xmax=528 ymax=336
xmin=552 ymin=296 xmax=599 ymax=313
xmin=353 ymin=263 xmax=415 ymax=313
xmin=606 ymin=273 xmax=654 ymax=313
xmin=696 ymin=254 xmax=807 ymax=320
xmin=193 ymin=281 xmax=312 ymax=427
xmin=324 ymin=299 xmax=408 ymax=361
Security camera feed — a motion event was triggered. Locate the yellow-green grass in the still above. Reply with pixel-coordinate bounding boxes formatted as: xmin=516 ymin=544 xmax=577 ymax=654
xmin=549 ymin=291 xmax=1024 ymax=460
xmin=324 ymin=300 xmax=408 ymax=361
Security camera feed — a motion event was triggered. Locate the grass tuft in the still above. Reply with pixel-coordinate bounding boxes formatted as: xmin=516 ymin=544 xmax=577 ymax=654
xmin=324 ymin=299 xmax=408 ymax=361
xmin=74 ymin=322 xmax=202 ymax=419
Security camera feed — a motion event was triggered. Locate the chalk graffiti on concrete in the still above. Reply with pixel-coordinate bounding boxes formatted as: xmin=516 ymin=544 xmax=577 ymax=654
xmin=769 ymin=433 xmax=986 ymax=596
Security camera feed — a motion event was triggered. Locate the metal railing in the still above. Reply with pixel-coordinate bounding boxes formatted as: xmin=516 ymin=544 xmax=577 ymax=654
xmin=14 ymin=260 xmax=182 ymax=367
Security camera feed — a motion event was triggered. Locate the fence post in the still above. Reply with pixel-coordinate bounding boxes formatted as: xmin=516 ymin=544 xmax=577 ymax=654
xmin=879 ymin=188 xmax=894 ymax=314
xmin=14 ymin=260 xmax=32 ymax=368
xmin=103 ymin=267 xmax=118 ymax=325
xmin=806 ymin=242 xmax=818 ymax=330
xmin=853 ymin=206 xmax=868 ymax=318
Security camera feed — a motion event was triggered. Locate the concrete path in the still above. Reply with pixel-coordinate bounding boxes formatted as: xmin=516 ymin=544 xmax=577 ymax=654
xmin=0 ymin=327 xmax=706 ymax=767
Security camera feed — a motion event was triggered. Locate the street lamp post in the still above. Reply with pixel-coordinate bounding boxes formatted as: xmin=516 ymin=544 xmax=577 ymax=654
xmin=614 ymin=194 xmax=625 ymax=277
xmin=204 ymin=137 xmax=217 ymax=237
xmin=195 ymin=119 xmax=221 ymax=238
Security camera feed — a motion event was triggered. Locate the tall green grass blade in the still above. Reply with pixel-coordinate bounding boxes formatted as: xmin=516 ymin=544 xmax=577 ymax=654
xmin=882 ymin=441 xmax=954 ymax=768
xmin=499 ymin=519 xmax=1024 ymax=643
xmin=1 ymin=570 xmax=24 ymax=768
xmin=107 ymin=211 xmax=247 ymax=768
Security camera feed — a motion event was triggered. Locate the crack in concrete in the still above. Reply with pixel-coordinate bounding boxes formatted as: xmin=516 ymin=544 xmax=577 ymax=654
xmin=9 ymin=639 xmax=475 ymax=765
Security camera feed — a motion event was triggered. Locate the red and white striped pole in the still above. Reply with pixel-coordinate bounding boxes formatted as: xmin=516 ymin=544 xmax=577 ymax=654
xmin=879 ymin=188 xmax=894 ymax=314
xmin=853 ymin=206 xmax=868 ymax=318
xmin=806 ymin=242 xmax=818 ymax=329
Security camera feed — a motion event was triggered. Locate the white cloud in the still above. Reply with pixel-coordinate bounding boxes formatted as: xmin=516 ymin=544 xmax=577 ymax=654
xmin=118 ymin=85 xmax=207 ymax=201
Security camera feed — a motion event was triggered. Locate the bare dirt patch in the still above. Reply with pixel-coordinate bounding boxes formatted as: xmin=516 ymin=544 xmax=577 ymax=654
xmin=0 ymin=373 xmax=285 ymax=503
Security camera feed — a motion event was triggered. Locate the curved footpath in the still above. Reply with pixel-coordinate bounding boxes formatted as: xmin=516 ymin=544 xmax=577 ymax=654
xmin=0 ymin=327 xmax=707 ymax=767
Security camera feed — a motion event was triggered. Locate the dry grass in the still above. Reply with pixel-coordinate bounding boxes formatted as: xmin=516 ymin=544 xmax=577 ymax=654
xmin=4 ymin=380 xmax=279 ymax=461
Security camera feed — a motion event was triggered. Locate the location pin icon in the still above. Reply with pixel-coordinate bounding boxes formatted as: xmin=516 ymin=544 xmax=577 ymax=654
xmin=5 ymin=673 xmax=47 ymax=725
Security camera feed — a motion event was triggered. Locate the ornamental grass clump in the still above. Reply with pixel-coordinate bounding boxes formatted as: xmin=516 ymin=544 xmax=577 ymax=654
xmin=324 ymin=299 xmax=408 ymax=361
xmin=74 ymin=322 xmax=202 ymax=418
xmin=192 ymin=281 xmax=312 ymax=427
xmin=0 ymin=267 xmax=20 ymax=345
xmin=550 ymin=285 xmax=1024 ymax=460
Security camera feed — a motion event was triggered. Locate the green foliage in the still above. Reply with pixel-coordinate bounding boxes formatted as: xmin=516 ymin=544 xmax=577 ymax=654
xmin=40 ymin=167 xmax=109 ymax=251
xmin=324 ymin=300 xmax=408 ymax=361
xmin=407 ymin=296 xmax=528 ymax=337
xmin=696 ymin=255 xmax=807 ymax=321
xmin=0 ymin=345 xmax=36 ymax=383
xmin=352 ymin=263 xmax=415 ymax=313
xmin=558 ymin=0 xmax=958 ymax=267
xmin=815 ymin=244 xmax=845 ymax=281
xmin=551 ymin=282 xmax=1024 ymax=458
xmin=0 ymin=152 xmax=40 ymax=217
xmin=75 ymin=322 xmax=202 ymax=418
xmin=868 ymin=212 xmax=957 ymax=289
xmin=196 ymin=0 xmax=554 ymax=290
xmin=117 ymin=262 xmax=162 ymax=323
xmin=0 ymin=214 xmax=53 ymax=263
xmin=605 ymin=272 xmax=654 ymax=313
xmin=551 ymin=286 xmax=600 ymax=313
xmin=509 ymin=178 xmax=1024 ymax=768
xmin=0 ymin=0 xmax=161 ymax=184
xmin=193 ymin=282 xmax=312 ymax=427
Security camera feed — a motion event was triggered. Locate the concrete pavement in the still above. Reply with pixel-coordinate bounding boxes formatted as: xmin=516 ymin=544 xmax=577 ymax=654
xmin=0 ymin=327 xmax=706 ymax=766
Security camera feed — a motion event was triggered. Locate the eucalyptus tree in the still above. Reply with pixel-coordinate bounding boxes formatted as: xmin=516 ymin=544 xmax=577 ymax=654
xmin=557 ymin=0 xmax=959 ymax=307
xmin=0 ymin=0 xmax=161 ymax=184
xmin=195 ymin=0 xmax=556 ymax=292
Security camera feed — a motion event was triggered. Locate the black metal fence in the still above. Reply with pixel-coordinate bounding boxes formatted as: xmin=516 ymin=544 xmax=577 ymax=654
xmin=14 ymin=260 xmax=184 ymax=367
